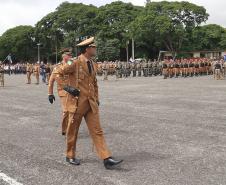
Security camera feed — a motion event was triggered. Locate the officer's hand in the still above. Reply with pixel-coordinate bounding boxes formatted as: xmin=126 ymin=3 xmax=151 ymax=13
xmin=48 ymin=95 xmax=55 ymax=104
xmin=97 ymin=100 xmax=100 ymax=106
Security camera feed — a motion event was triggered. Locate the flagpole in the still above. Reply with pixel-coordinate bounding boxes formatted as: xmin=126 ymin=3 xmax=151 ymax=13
xmin=2 ymin=54 xmax=10 ymax=63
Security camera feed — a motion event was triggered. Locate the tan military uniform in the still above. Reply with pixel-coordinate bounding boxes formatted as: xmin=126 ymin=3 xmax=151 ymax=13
xmin=48 ymin=63 xmax=69 ymax=134
xmin=45 ymin=64 xmax=51 ymax=85
xmin=33 ymin=64 xmax=40 ymax=84
xmin=26 ymin=64 xmax=33 ymax=84
xmin=102 ymin=62 xmax=109 ymax=80
xmin=58 ymin=54 xmax=111 ymax=160
xmin=223 ymin=62 xmax=226 ymax=77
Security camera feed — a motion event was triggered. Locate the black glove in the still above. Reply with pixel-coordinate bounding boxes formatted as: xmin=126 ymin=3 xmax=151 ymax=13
xmin=48 ymin=95 xmax=55 ymax=104
xmin=97 ymin=100 xmax=100 ymax=106
xmin=63 ymin=86 xmax=80 ymax=97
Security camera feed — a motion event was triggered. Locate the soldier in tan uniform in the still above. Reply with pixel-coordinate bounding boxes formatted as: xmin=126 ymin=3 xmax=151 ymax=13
xmin=57 ymin=37 xmax=123 ymax=169
xmin=102 ymin=61 xmax=109 ymax=80
xmin=223 ymin=60 xmax=226 ymax=77
xmin=48 ymin=49 xmax=72 ymax=135
xmin=33 ymin=62 xmax=40 ymax=84
xmin=45 ymin=63 xmax=51 ymax=85
xmin=0 ymin=64 xmax=4 ymax=87
xmin=26 ymin=63 xmax=33 ymax=84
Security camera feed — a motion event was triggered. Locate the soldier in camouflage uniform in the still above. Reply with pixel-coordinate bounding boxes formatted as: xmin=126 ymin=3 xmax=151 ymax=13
xmin=156 ymin=60 xmax=162 ymax=76
xmin=125 ymin=62 xmax=130 ymax=77
xmin=121 ymin=62 xmax=125 ymax=78
xmin=214 ymin=61 xmax=222 ymax=80
xmin=118 ymin=61 xmax=123 ymax=78
xmin=147 ymin=60 xmax=152 ymax=77
xmin=137 ymin=62 xmax=142 ymax=77
xmin=142 ymin=61 xmax=148 ymax=77
xmin=132 ymin=62 xmax=136 ymax=77
xmin=115 ymin=61 xmax=121 ymax=80
xmin=152 ymin=60 xmax=158 ymax=76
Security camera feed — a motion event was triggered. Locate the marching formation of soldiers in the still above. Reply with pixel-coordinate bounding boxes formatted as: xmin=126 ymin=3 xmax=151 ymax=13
xmin=0 ymin=57 xmax=225 ymax=87
xmin=161 ymin=58 xmax=213 ymax=79
xmin=0 ymin=62 xmax=54 ymax=86
xmin=95 ymin=58 xmax=226 ymax=80
xmin=97 ymin=60 xmax=162 ymax=80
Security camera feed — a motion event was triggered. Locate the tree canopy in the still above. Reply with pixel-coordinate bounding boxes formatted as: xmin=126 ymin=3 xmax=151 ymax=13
xmin=0 ymin=1 xmax=225 ymax=62
xmin=129 ymin=1 xmax=209 ymax=57
xmin=0 ymin=25 xmax=36 ymax=62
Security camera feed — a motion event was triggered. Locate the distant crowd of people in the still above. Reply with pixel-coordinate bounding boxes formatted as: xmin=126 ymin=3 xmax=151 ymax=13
xmin=0 ymin=61 xmax=54 ymax=85
xmin=0 ymin=63 xmax=27 ymax=75
xmin=0 ymin=57 xmax=226 ymax=87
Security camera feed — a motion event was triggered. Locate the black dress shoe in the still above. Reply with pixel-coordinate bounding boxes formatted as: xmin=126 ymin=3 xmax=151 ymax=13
xmin=66 ymin=157 xmax=80 ymax=165
xmin=104 ymin=157 xmax=123 ymax=169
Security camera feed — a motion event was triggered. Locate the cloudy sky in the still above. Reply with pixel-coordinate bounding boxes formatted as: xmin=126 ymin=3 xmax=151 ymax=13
xmin=0 ymin=0 xmax=225 ymax=35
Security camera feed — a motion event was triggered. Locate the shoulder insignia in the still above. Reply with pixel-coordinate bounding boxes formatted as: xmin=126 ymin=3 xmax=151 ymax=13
xmin=67 ymin=60 xmax=73 ymax=65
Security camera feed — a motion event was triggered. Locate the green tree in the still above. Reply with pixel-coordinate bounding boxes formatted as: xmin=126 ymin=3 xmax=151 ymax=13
xmin=1 ymin=1 xmax=226 ymax=61
xmin=129 ymin=1 xmax=209 ymax=57
xmin=188 ymin=24 xmax=226 ymax=50
xmin=95 ymin=1 xmax=143 ymax=60
xmin=34 ymin=2 xmax=98 ymax=61
xmin=0 ymin=25 xmax=35 ymax=62
xmin=96 ymin=37 xmax=120 ymax=61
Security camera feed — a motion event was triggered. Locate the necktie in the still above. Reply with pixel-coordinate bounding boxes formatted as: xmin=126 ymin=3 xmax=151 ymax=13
xmin=87 ymin=61 xmax=93 ymax=74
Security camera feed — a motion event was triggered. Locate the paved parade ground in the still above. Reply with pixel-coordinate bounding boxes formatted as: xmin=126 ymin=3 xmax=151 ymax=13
xmin=1 ymin=74 xmax=226 ymax=185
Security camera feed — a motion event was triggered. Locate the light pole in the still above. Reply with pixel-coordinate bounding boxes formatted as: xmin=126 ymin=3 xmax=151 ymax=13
xmin=37 ymin=43 xmax=41 ymax=62
xmin=125 ymin=29 xmax=135 ymax=61
xmin=126 ymin=40 xmax=129 ymax=63
xmin=47 ymin=35 xmax=58 ymax=64
xmin=132 ymin=38 xmax=135 ymax=61
xmin=75 ymin=37 xmax=80 ymax=57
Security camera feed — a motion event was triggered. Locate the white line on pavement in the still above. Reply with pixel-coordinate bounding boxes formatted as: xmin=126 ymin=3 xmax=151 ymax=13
xmin=0 ymin=172 xmax=23 ymax=185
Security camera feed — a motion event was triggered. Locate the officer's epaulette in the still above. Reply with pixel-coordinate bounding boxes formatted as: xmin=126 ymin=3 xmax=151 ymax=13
xmin=53 ymin=64 xmax=62 ymax=74
xmin=55 ymin=63 xmax=62 ymax=67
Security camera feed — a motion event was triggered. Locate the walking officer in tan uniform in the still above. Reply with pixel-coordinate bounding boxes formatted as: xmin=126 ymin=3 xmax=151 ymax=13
xmin=26 ymin=63 xmax=33 ymax=84
xmin=57 ymin=37 xmax=123 ymax=169
xmin=48 ymin=48 xmax=72 ymax=135
xmin=33 ymin=62 xmax=40 ymax=84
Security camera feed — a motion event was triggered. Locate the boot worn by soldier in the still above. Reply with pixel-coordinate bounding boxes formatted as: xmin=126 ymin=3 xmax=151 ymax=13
xmin=66 ymin=157 xmax=80 ymax=165
xmin=104 ymin=157 xmax=123 ymax=169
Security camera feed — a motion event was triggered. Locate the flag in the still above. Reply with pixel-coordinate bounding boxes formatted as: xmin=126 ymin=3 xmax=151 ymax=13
xmin=7 ymin=54 xmax=13 ymax=63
